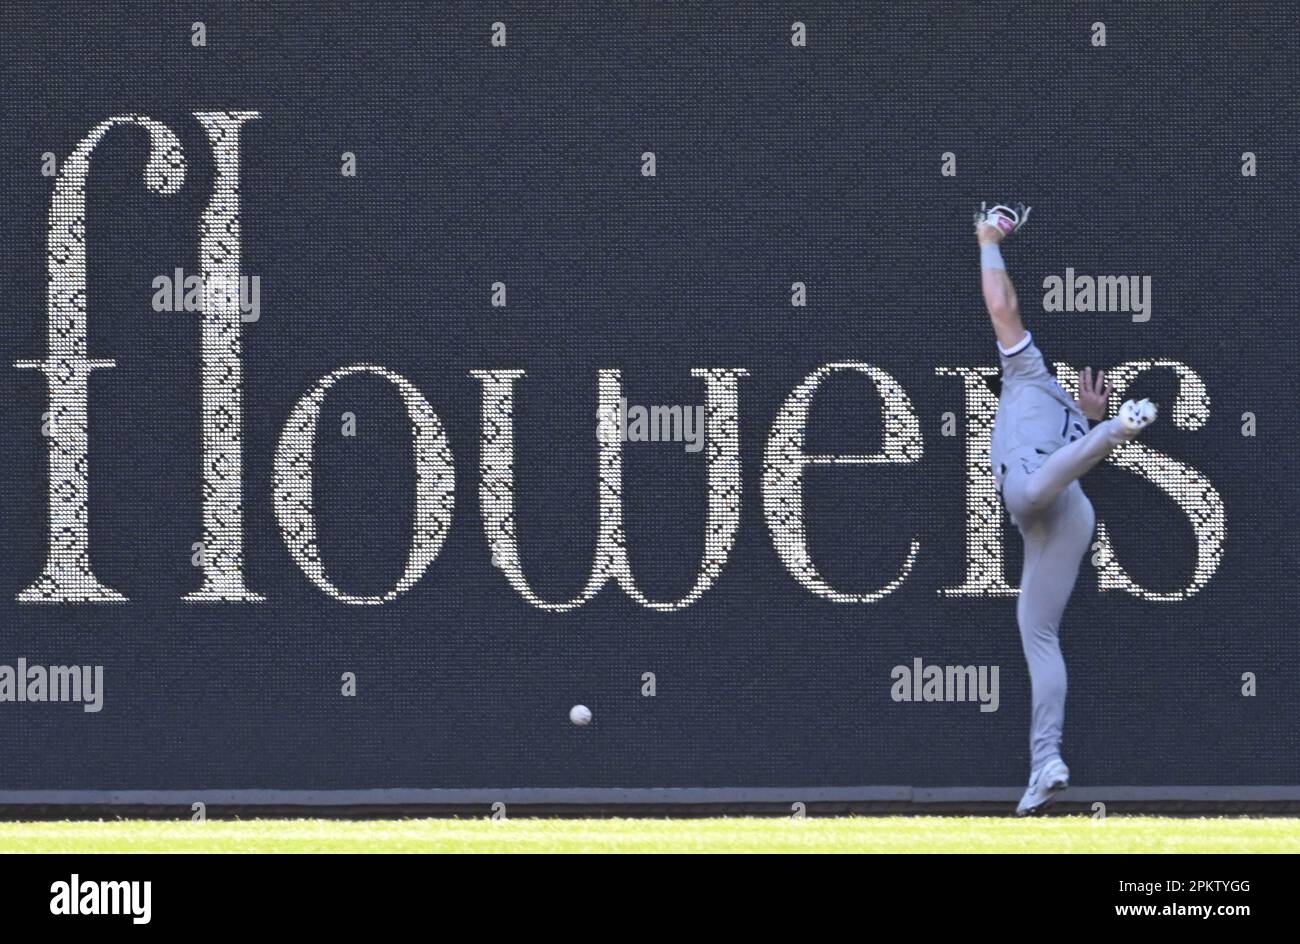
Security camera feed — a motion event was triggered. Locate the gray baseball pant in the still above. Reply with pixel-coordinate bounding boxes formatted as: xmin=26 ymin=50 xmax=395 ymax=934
xmin=1001 ymin=418 xmax=1128 ymax=769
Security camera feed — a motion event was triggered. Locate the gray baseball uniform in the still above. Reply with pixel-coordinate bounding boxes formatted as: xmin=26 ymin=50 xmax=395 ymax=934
xmin=991 ymin=332 xmax=1130 ymax=770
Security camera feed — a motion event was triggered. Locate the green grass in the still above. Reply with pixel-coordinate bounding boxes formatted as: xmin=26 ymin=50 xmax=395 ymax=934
xmin=0 ymin=816 xmax=1297 ymax=853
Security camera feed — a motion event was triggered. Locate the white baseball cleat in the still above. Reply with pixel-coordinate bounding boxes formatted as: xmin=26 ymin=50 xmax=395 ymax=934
xmin=974 ymin=201 xmax=1031 ymax=237
xmin=1118 ymin=398 xmax=1158 ymax=435
xmin=1015 ymin=758 xmax=1070 ymax=816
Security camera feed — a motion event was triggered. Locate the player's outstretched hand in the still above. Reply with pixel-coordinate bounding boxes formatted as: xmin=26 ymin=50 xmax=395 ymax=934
xmin=974 ymin=202 xmax=1030 ymax=245
xmin=1077 ymin=367 xmax=1112 ymax=421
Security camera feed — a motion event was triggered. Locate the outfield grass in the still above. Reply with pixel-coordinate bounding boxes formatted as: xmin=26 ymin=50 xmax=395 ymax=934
xmin=0 ymin=816 xmax=1297 ymax=853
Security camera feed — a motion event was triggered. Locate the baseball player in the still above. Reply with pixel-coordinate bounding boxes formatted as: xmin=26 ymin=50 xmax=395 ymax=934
xmin=974 ymin=203 xmax=1157 ymax=815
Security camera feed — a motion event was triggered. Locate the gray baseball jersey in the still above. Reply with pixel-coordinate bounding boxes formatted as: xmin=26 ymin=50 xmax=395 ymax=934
xmin=990 ymin=332 xmax=1088 ymax=486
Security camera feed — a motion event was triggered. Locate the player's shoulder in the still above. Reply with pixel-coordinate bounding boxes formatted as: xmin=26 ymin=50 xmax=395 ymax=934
xmin=998 ymin=332 xmax=1049 ymax=378
xmin=997 ymin=332 xmax=1036 ymax=359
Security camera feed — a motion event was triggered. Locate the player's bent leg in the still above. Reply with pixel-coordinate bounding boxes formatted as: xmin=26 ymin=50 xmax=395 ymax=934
xmin=1021 ymin=399 xmax=1158 ymax=511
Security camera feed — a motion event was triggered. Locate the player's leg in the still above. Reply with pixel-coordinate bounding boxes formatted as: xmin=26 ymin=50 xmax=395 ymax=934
xmin=1003 ymin=480 xmax=1096 ymax=814
xmin=1018 ymin=398 xmax=1158 ymax=513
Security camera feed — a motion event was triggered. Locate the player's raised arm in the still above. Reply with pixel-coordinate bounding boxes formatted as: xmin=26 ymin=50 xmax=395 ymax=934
xmin=974 ymin=203 xmax=1031 ymax=351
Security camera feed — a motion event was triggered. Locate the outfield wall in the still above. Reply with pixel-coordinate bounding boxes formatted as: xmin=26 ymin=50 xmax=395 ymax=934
xmin=1 ymin=3 xmax=1297 ymax=804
